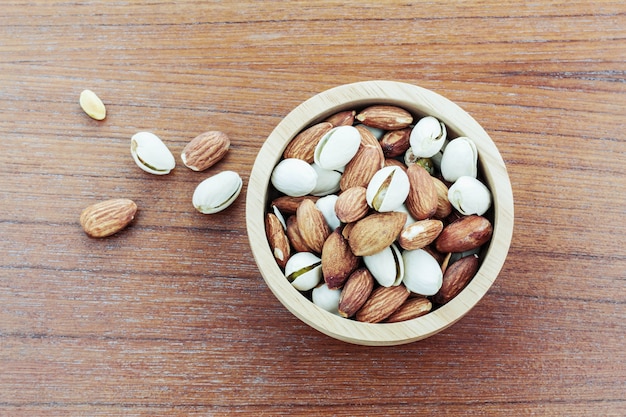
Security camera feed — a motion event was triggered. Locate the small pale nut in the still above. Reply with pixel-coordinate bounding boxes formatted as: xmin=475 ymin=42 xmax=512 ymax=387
xmin=310 ymin=163 xmax=341 ymax=196
xmin=366 ymin=165 xmax=410 ymax=212
xmin=409 ymin=116 xmax=447 ymax=158
xmin=130 ymin=131 xmax=176 ymax=175
xmin=448 ymin=176 xmax=492 ymax=216
xmin=440 ymin=137 xmax=478 ymax=182
xmin=181 ymin=131 xmax=230 ymax=172
xmin=312 ymin=283 xmax=342 ymax=315
xmin=315 ymin=194 xmax=341 ymax=230
xmin=313 ymin=125 xmax=361 ymax=170
xmin=402 ymin=249 xmax=443 ymax=296
xmin=79 ymin=89 xmax=106 ymax=120
xmin=270 ymin=158 xmax=318 ymax=197
xmin=284 ymin=252 xmax=322 ymax=291
xmin=192 ymin=170 xmax=243 ymax=214
xmin=80 ymin=198 xmax=137 ymax=238
xmin=363 ymin=243 xmax=404 ymax=287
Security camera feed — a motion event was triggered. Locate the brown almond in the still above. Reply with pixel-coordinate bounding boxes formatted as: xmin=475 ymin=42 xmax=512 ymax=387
xmin=325 ymin=110 xmax=356 ymax=127
xmin=271 ymin=195 xmax=319 ymax=215
xmin=355 ymin=124 xmax=383 ymax=149
xmin=406 ymin=163 xmax=438 ymax=220
xmin=432 ymin=177 xmax=453 ymax=219
xmin=338 ymin=268 xmax=375 ymax=318
xmin=296 ymin=199 xmax=330 ymax=254
xmin=286 ymin=215 xmax=312 ymax=253
xmin=340 ymin=144 xmax=384 ymax=191
xmin=355 ymin=105 xmax=413 ymax=130
xmin=435 ymin=215 xmax=493 ymax=253
xmin=265 ymin=212 xmax=291 ymax=269
xmin=379 ymin=128 xmax=411 ymax=158
xmin=348 ymin=211 xmax=407 ymax=256
xmin=283 ymin=122 xmax=333 ymax=163
xmin=181 ymin=131 xmax=230 ymax=172
xmin=398 ymin=219 xmax=444 ymax=251
xmin=434 ymin=254 xmax=480 ymax=304
xmin=384 ymin=158 xmax=408 ymax=171
xmin=356 ymin=285 xmax=410 ymax=323
xmin=322 ymin=229 xmax=359 ymax=289
xmin=335 ymin=186 xmax=369 ymax=223
xmin=80 ymin=198 xmax=137 ymax=238
xmin=385 ymin=296 xmax=432 ymax=323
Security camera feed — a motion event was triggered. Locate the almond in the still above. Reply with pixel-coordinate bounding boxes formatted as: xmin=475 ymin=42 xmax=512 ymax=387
xmin=271 ymin=195 xmax=319 ymax=215
xmin=355 ymin=284 xmax=410 ymax=323
xmin=283 ymin=122 xmax=333 ymax=163
xmin=334 ymin=186 xmax=369 ymax=223
xmin=296 ymin=199 xmax=331 ymax=254
xmin=340 ymin=144 xmax=384 ymax=191
xmin=380 ymin=128 xmax=411 ymax=158
xmin=355 ymin=105 xmax=413 ymax=130
xmin=435 ymin=215 xmax=493 ymax=253
xmin=286 ymin=215 xmax=313 ymax=253
xmin=406 ymin=163 xmax=438 ymax=220
xmin=434 ymin=254 xmax=480 ymax=304
xmin=325 ymin=110 xmax=356 ymax=127
xmin=181 ymin=131 xmax=230 ymax=171
xmin=398 ymin=219 xmax=444 ymax=251
xmin=265 ymin=212 xmax=291 ymax=269
xmin=80 ymin=198 xmax=137 ymax=238
xmin=338 ymin=268 xmax=375 ymax=318
xmin=322 ymin=229 xmax=359 ymax=289
xmin=355 ymin=124 xmax=383 ymax=149
xmin=348 ymin=211 xmax=407 ymax=256
xmin=432 ymin=176 xmax=453 ymax=219
xmin=385 ymin=296 xmax=432 ymax=323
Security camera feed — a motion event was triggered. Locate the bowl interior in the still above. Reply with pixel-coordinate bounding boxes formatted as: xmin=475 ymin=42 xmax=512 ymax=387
xmin=246 ymin=80 xmax=514 ymax=346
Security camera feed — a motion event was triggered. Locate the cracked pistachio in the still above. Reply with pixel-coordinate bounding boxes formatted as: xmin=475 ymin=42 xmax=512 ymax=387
xmin=313 ymin=125 xmax=361 ymax=170
xmin=448 ymin=176 xmax=492 ymax=216
xmin=270 ymin=158 xmax=318 ymax=197
xmin=310 ymin=163 xmax=341 ymax=196
xmin=315 ymin=194 xmax=341 ymax=231
xmin=366 ymin=165 xmax=410 ymax=212
xmin=402 ymin=249 xmax=443 ymax=296
xmin=363 ymin=243 xmax=404 ymax=288
xmin=409 ymin=116 xmax=447 ymax=157
xmin=130 ymin=132 xmax=176 ymax=175
xmin=440 ymin=137 xmax=478 ymax=182
xmin=192 ymin=170 xmax=243 ymax=214
xmin=284 ymin=252 xmax=322 ymax=291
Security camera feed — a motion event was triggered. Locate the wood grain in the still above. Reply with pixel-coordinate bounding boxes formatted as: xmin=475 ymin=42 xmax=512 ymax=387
xmin=1 ymin=1 xmax=624 ymax=415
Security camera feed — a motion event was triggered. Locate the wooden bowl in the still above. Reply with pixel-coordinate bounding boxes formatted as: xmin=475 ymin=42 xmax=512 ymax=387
xmin=246 ymin=80 xmax=514 ymax=346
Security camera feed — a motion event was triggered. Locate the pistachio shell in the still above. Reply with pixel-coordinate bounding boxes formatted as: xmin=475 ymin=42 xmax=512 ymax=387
xmin=402 ymin=249 xmax=443 ymax=296
xmin=366 ymin=165 xmax=410 ymax=212
xmin=315 ymin=194 xmax=341 ymax=230
xmin=312 ymin=283 xmax=342 ymax=315
xmin=363 ymin=243 xmax=404 ymax=287
xmin=440 ymin=137 xmax=478 ymax=182
xmin=409 ymin=116 xmax=447 ymax=158
xmin=448 ymin=176 xmax=492 ymax=216
xmin=284 ymin=252 xmax=322 ymax=291
xmin=313 ymin=125 xmax=361 ymax=170
xmin=310 ymin=163 xmax=341 ymax=196
xmin=270 ymin=158 xmax=318 ymax=197
xmin=192 ymin=170 xmax=243 ymax=214
xmin=130 ymin=132 xmax=176 ymax=175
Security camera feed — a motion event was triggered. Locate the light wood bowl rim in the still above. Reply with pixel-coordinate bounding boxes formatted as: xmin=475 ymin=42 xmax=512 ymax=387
xmin=246 ymin=80 xmax=514 ymax=346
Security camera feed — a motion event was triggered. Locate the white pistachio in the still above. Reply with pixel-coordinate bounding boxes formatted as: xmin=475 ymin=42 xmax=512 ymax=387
xmin=270 ymin=158 xmax=318 ymax=197
xmin=79 ymin=89 xmax=106 ymax=120
xmin=192 ymin=170 xmax=243 ymax=214
xmin=310 ymin=163 xmax=341 ymax=196
xmin=394 ymin=204 xmax=418 ymax=228
xmin=366 ymin=165 xmax=410 ymax=212
xmin=130 ymin=132 xmax=176 ymax=175
xmin=402 ymin=249 xmax=443 ymax=296
xmin=284 ymin=252 xmax=322 ymax=291
xmin=315 ymin=194 xmax=341 ymax=231
xmin=448 ymin=176 xmax=492 ymax=216
xmin=409 ymin=116 xmax=447 ymax=158
xmin=312 ymin=283 xmax=342 ymax=315
xmin=271 ymin=204 xmax=287 ymax=229
xmin=363 ymin=243 xmax=404 ymax=287
xmin=440 ymin=137 xmax=478 ymax=182
xmin=313 ymin=125 xmax=361 ymax=170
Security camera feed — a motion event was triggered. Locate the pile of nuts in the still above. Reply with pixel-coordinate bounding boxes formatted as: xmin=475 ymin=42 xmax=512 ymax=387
xmin=78 ymin=89 xmax=240 ymax=238
xmin=265 ymin=105 xmax=494 ymax=323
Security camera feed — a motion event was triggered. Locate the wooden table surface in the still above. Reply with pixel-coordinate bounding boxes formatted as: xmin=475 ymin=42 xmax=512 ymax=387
xmin=1 ymin=1 xmax=624 ymax=415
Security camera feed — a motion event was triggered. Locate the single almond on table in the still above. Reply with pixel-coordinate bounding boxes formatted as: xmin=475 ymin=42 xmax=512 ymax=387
xmin=348 ymin=211 xmax=407 ymax=256
xmin=355 ymin=105 xmax=413 ymax=130
xmin=435 ymin=215 xmax=493 ymax=253
xmin=265 ymin=212 xmax=291 ymax=269
xmin=385 ymin=296 xmax=432 ymax=323
xmin=322 ymin=229 xmax=359 ymax=289
xmin=338 ymin=268 xmax=375 ymax=318
xmin=434 ymin=254 xmax=480 ymax=304
xmin=80 ymin=198 xmax=137 ymax=238
xmin=356 ymin=284 xmax=410 ymax=323
xmin=181 ymin=131 xmax=230 ymax=172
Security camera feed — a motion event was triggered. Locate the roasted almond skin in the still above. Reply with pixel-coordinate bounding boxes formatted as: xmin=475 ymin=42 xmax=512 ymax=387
xmin=335 ymin=186 xmax=369 ymax=223
xmin=265 ymin=212 xmax=291 ymax=269
xmin=380 ymin=128 xmax=411 ymax=158
xmin=348 ymin=211 xmax=407 ymax=256
xmin=296 ymin=199 xmax=330 ymax=254
xmin=283 ymin=122 xmax=333 ymax=163
xmin=406 ymin=163 xmax=438 ymax=220
xmin=80 ymin=198 xmax=137 ymax=238
xmin=356 ymin=284 xmax=410 ymax=323
xmin=385 ymin=296 xmax=432 ymax=323
xmin=435 ymin=215 xmax=493 ymax=253
xmin=338 ymin=268 xmax=375 ymax=318
xmin=181 ymin=131 xmax=230 ymax=172
xmin=356 ymin=105 xmax=413 ymax=130
xmin=340 ymin=142 xmax=384 ymax=191
xmin=325 ymin=110 xmax=356 ymax=127
xmin=322 ymin=229 xmax=359 ymax=289
xmin=434 ymin=254 xmax=480 ymax=304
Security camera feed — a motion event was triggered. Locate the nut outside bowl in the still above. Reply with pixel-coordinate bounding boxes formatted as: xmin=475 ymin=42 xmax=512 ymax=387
xmin=246 ymin=80 xmax=514 ymax=346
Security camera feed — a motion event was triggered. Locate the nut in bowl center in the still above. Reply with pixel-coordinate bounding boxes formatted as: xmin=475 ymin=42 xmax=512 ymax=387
xmin=246 ymin=80 xmax=514 ymax=346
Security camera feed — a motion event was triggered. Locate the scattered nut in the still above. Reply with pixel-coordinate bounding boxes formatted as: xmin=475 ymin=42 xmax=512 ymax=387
xmin=130 ymin=131 xmax=176 ymax=175
xmin=192 ymin=170 xmax=243 ymax=214
xmin=181 ymin=131 xmax=230 ymax=172
xmin=79 ymin=89 xmax=106 ymax=120
xmin=80 ymin=198 xmax=137 ymax=238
